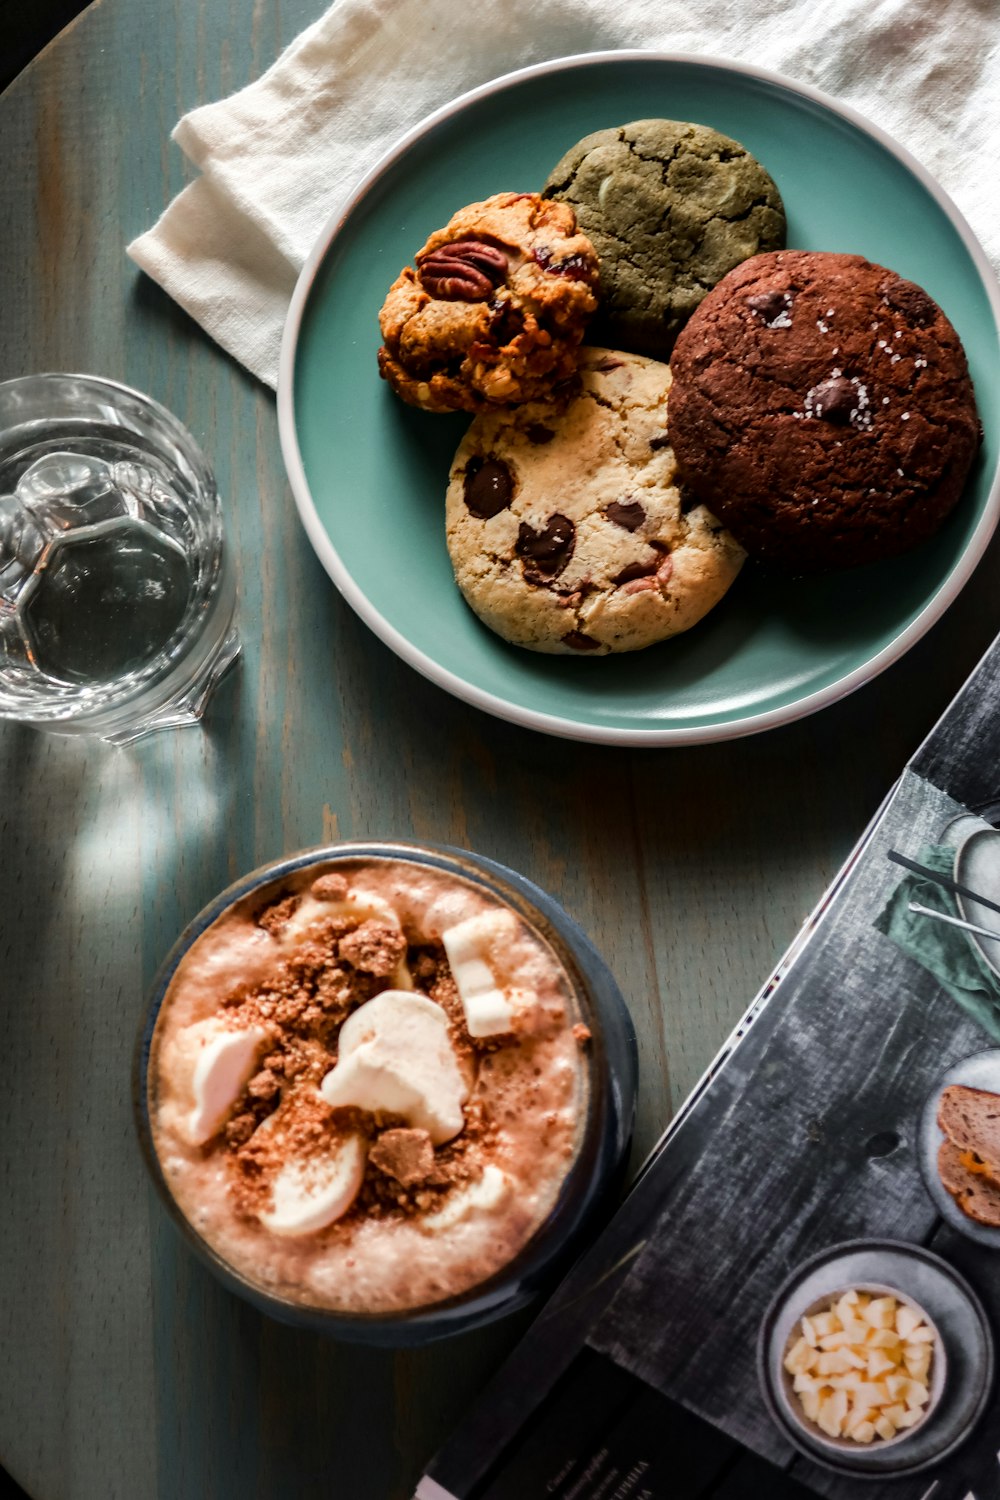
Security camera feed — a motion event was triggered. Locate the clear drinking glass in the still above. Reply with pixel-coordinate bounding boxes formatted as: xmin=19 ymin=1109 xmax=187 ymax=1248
xmin=0 ymin=374 xmax=240 ymax=744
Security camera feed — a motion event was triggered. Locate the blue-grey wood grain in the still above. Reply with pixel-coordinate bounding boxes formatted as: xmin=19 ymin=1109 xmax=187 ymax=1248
xmin=4 ymin=2 xmax=1000 ymax=1497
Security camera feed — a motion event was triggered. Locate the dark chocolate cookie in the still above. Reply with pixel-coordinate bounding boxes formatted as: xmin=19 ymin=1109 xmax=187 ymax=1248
xmin=667 ymin=251 xmax=981 ymax=572
xmin=543 ymin=119 xmax=785 ymax=355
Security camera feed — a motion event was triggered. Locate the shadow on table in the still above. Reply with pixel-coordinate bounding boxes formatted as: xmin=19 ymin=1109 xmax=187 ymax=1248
xmin=0 ymin=0 xmax=91 ymax=94
xmin=127 ymin=273 xmax=276 ymax=397
xmin=0 ymin=1462 xmax=32 ymax=1498
xmin=148 ymin=1204 xmax=535 ymax=1500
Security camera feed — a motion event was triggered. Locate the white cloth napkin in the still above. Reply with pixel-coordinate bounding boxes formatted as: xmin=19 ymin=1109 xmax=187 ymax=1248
xmin=127 ymin=0 xmax=1000 ymax=390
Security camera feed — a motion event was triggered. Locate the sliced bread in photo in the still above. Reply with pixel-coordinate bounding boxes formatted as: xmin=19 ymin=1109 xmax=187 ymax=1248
xmin=938 ymin=1139 xmax=1000 ymax=1226
xmin=937 ymin=1083 xmax=1000 ymax=1188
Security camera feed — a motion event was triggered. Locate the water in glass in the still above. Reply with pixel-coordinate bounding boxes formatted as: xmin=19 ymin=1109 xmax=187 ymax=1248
xmin=0 ymin=376 xmax=239 ymax=742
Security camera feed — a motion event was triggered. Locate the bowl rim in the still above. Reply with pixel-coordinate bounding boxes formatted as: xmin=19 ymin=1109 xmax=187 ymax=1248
xmin=276 ymin=48 xmax=1000 ymax=748
xmin=134 ymin=838 xmax=637 ymax=1340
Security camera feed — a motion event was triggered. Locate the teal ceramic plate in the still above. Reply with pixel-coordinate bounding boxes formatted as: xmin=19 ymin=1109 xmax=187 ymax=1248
xmin=278 ymin=52 xmax=1000 ymax=745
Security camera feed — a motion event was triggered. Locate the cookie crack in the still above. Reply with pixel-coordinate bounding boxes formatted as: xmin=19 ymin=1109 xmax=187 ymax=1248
xmin=542 ymin=172 xmax=576 ymax=198
xmin=622 ymin=134 xmax=685 ymax=185
xmin=583 ymin=222 xmax=690 ymax=288
xmin=711 ymin=193 xmax=778 ymax=227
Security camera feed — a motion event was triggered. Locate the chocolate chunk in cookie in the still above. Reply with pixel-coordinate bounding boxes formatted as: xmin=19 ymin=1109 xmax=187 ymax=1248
xmin=515 ymin=514 xmax=575 ymax=584
xmin=603 ymin=500 xmax=646 ymax=531
xmin=464 ymin=456 xmax=515 ymax=519
xmin=667 ymin=250 xmax=981 ymax=572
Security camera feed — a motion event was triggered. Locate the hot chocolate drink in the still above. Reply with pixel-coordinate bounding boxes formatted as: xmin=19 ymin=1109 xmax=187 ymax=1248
xmin=145 ymin=855 xmax=591 ymax=1315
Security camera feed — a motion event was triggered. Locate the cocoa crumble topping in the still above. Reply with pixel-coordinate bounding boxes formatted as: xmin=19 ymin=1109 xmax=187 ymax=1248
xmin=225 ymin=1112 xmax=258 ymax=1149
xmin=223 ymin=1085 xmax=281 ymax=1154
xmin=369 ymin=1128 xmax=435 ymax=1187
xmin=310 ymin=873 xmax=350 ymax=902
xmin=352 ymin=1098 xmax=493 ymax=1222
xmin=408 ymin=944 xmax=445 ymax=985
xmin=247 ymin=1068 xmax=281 ymax=1102
xmin=257 ymin=895 xmax=301 ymax=936
xmin=209 ymin=902 xmax=503 ymax=1226
xmin=338 ymin=920 xmax=408 ymax=977
xmin=227 ymin=919 xmax=380 ymax=1040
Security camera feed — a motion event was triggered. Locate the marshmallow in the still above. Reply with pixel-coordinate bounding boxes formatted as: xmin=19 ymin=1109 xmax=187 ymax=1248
xmin=177 ymin=1021 xmax=268 ymax=1145
xmin=441 ymin=912 xmax=535 ymax=1037
xmin=320 ymin=990 xmax=467 ymax=1144
xmin=258 ymin=1132 xmax=367 ymax=1237
xmin=284 ymin=890 xmax=396 ymax=942
xmin=420 ymin=1166 xmax=510 ymax=1233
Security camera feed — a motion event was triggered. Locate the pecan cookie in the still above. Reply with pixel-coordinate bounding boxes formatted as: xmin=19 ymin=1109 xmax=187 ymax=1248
xmin=667 ymin=251 xmax=981 ymax=571
xmin=377 ymin=193 xmax=600 ymax=413
xmin=445 ymin=348 xmax=745 ymax=654
xmin=543 ymin=120 xmax=785 ymax=355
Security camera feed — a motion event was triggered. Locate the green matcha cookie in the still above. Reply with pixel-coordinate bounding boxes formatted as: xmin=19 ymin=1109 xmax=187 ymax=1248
xmin=543 ymin=119 xmax=785 ymax=355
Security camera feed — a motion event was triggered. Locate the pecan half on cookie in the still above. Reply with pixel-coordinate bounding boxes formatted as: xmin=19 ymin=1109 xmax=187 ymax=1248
xmin=415 ymin=240 xmax=509 ymax=301
xmin=377 ymin=192 xmax=600 ymax=413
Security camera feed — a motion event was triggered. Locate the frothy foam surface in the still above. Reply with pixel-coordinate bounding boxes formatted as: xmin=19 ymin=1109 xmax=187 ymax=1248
xmin=148 ymin=857 xmax=589 ymax=1315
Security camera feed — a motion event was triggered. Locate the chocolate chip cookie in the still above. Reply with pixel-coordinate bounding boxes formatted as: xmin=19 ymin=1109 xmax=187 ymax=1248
xmin=667 ymin=250 xmax=981 ymax=572
xmin=446 ymin=348 xmax=745 ymax=654
xmin=543 ymin=120 xmax=785 ymax=355
xmin=377 ymin=193 xmax=600 ymax=413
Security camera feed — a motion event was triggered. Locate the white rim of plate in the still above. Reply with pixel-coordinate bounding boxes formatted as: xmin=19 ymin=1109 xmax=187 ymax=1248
xmin=277 ymin=49 xmax=1000 ymax=748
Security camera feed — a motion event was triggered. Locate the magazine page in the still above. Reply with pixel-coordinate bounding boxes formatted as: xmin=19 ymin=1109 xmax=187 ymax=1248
xmin=418 ymin=639 xmax=1000 ymax=1500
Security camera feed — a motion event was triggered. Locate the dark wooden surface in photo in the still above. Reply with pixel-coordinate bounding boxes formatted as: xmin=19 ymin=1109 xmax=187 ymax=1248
xmin=3 ymin=3 xmax=1000 ymax=1500
xmin=588 ymin=763 xmax=1000 ymax=1499
xmin=0 ymin=0 xmax=88 ymax=95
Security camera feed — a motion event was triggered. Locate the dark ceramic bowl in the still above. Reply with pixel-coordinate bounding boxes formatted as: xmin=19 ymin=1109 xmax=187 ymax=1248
xmin=759 ymin=1239 xmax=994 ymax=1478
xmin=135 ymin=840 xmax=637 ymax=1345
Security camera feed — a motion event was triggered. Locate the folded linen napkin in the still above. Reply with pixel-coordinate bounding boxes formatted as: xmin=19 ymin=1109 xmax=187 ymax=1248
xmin=876 ymin=844 xmax=1000 ymax=1044
xmin=127 ymin=0 xmax=1000 ymax=389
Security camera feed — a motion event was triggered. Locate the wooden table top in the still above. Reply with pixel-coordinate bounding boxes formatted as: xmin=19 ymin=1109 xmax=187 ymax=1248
xmin=2 ymin=4 xmax=1000 ymax=1497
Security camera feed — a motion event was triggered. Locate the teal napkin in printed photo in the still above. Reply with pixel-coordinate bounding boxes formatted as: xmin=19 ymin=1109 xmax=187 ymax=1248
xmin=876 ymin=843 xmax=1000 ymax=1042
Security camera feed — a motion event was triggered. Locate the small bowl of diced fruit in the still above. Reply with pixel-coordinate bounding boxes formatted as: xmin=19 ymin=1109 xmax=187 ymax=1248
xmin=778 ymin=1283 xmax=945 ymax=1453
